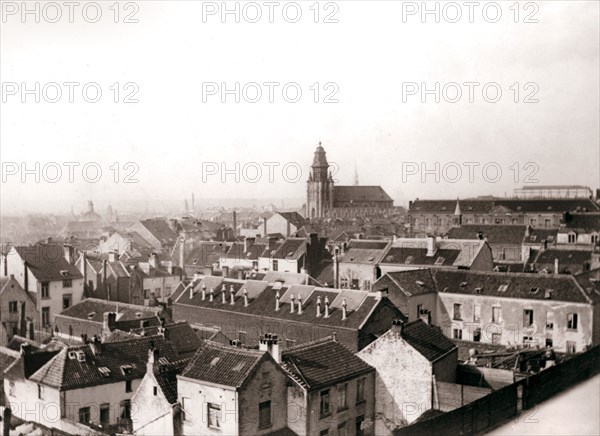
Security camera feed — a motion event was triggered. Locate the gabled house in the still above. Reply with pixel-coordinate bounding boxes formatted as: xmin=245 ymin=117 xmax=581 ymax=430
xmin=446 ymin=225 xmax=527 ymax=262
xmin=4 ymin=334 xmax=180 ymax=433
xmin=281 ymin=335 xmax=376 ymax=436
xmin=3 ymin=245 xmax=84 ymax=330
xmin=265 ymin=212 xmax=307 ymax=237
xmin=177 ymin=341 xmax=290 ymax=436
xmin=0 ymin=276 xmax=38 ymax=344
xmin=258 ymin=237 xmax=308 ymax=273
xmin=128 ymin=219 xmax=179 ymax=251
xmin=357 ymin=320 xmax=458 ymax=431
xmin=336 ymin=239 xmax=391 ymax=290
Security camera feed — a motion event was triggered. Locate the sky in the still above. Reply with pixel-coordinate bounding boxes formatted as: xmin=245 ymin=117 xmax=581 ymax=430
xmin=1 ymin=0 xmax=599 ymax=215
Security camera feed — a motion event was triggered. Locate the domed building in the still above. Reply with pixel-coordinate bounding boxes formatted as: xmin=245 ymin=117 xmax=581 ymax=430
xmin=305 ymin=143 xmax=394 ymax=219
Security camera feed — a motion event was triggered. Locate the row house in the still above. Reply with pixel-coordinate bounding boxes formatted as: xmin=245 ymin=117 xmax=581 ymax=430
xmin=409 ymin=198 xmax=599 ymax=237
xmin=384 ymin=269 xmax=600 ymax=353
xmin=2 ymin=245 xmax=84 ymax=330
xmin=557 ymin=213 xmax=600 ymax=247
xmin=336 ymin=240 xmax=391 ymax=291
xmin=3 ymin=334 xmax=179 ymax=434
xmin=358 ymin=320 xmax=458 ymax=431
xmin=446 ymin=225 xmax=528 ymax=263
xmin=171 ymin=275 xmax=405 ymax=352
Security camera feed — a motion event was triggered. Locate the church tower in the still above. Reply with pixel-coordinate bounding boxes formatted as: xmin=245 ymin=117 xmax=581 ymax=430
xmin=306 ymin=142 xmax=334 ymax=219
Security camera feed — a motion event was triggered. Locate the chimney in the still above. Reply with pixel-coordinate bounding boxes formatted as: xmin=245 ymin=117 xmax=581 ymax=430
xmin=89 ymin=335 xmax=102 ymax=356
xmin=297 ymin=295 xmax=303 ymax=315
xmin=243 ymin=287 xmax=249 ymax=307
xmin=554 ymin=258 xmax=559 ymax=275
xmin=179 ymin=236 xmax=185 ymax=268
xmin=3 ymin=253 xmax=7 ymax=277
xmin=233 ymin=211 xmax=237 ymax=237
xmin=209 ymin=287 xmax=214 ymax=301
xmin=341 ymin=298 xmax=347 ymax=320
xmin=391 ymin=319 xmax=404 ymax=334
xmin=230 ymin=286 xmax=235 ymax=305
xmin=222 ymin=287 xmax=227 ymax=304
xmin=324 ymin=296 xmax=330 ymax=318
xmin=271 ymin=334 xmax=281 ymax=363
xmin=263 ymin=217 xmax=268 ymax=237
xmin=237 ymin=269 xmax=244 ymax=280
xmin=290 ymin=293 xmax=295 ymax=313
xmin=316 ymin=296 xmax=322 ymax=317
xmin=201 ymin=284 xmax=206 ymax=300
xmin=63 ymin=244 xmax=75 ymax=264
xmin=147 ymin=346 xmax=159 ymax=373
xmin=149 ymin=252 xmax=159 ymax=269
xmin=333 ymin=247 xmax=339 ymax=289
xmin=82 ymin=253 xmax=88 ymax=295
xmin=28 ymin=321 xmax=34 ymax=340
xmin=275 ymin=290 xmax=281 ymax=311
xmin=419 ymin=309 xmax=431 ymax=325
xmin=20 ymin=343 xmax=31 ymax=355
xmin=286 ymin=220 xmax=291 ymax=237
xmin=426 ymin=235 xmax=436 ymax=257
xmin=259 ymin=333 xmax=281 ymax=363
xmin=102 ymin=259 xmax=108 ymax=300
xmin=21 ymin=259 xmax=32 ymax=293
xmin=108 ymin=251 xmax=118 ymax=263
xmin=189 ymin=284 xmax=195 ymax=300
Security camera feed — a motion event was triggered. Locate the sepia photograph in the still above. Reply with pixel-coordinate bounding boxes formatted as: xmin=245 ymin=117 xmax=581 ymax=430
xmin=0 ymin=1 xmax=599 ymax=435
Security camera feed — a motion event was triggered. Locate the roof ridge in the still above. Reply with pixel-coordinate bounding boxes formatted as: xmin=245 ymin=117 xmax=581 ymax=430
xmin=282 ymin=335 xmax=335 ymax=353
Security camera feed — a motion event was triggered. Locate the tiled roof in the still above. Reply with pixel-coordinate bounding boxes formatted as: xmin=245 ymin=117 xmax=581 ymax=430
xmin=58 ymin=298 xmax=162 ymax=323
xmin=380 ymin=239 xmax=486 ymax=268
xmin=181 ymin=342 xmax=266 ymax=388
xmin=447 ymin=225 xmax=526 ymax=244
xmin=174 ymin=276 xmax=390 ymax=330
xmin=4 ymin=349 xmax=60 ymax=380
xmin=14 ymin=245 xmax=83 ymax=281
xmin=29 ymin=335 xmax=179 ymax=390
xmin=339 ymin=239 xmax=389 ymax=264
xmin=523 ymin=228 xmax=558 ymax=244
xmin=410 ymin=198 xmax=599 ymax=214
xmin=533 ymin=249 xmax=595 ymax=268
xmin=374 ymin=269 xmax=437 ymax=297
xmin=432 ymin=269 xmax=599 ymax=304
xmin=277 ymin=212 xmax=306 ymax=229
xmin=154 ymin=358 xmax=190 ymax=404
xmin=281 ymin=336 xmax=373 ymax=390
xmin=130 ymin=322 xmax=202 ymax=358
xmin=347 ymin=240 xmax=390 ymax=250
xmin=400 ymin=320 xmax=457 ymax=362
xmin=333 ymin=186 xmax=392 ymax=203
xmin=271 ymin=238 xmax=306 ymax=260
xmin=564 ymin=213 xmax=600 ymax=232
xmin=186 ymin=242 xmax=228 ymax=267
xmin=224 ymin=242 xmax=266 ymax=261
xmin=134 ymin=219 xmax=179 ymax=246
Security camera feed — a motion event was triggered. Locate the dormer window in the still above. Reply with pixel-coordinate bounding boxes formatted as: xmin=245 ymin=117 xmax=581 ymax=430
xmin=192 ymin=258 xmax=199 ymax=265
xmin=498 ymin=284 xmax=508 ymax=293
xmin=87 ymin=312 xmax=96 ymax=319
xmin=121 ymin=364 xmax=133 ymax=375
xmin=416 ymin=280 xmax=425 ymax=287
xmin=530 ymin=287 xmax=539 ymax=294
xmin=475 ymin=287 xmax=483 ymax=295
xmin=98 ymin=367 xmax=111 ymax=377
xmin=404 ymin=256 xmax=414 ymax=264
xmin=434 ymin=257 xmax=445 ymax=265
xmin=460 ymin=282 xmax=468 ymax=288
xmin=60 ymin=270 xmax=69 ymax=277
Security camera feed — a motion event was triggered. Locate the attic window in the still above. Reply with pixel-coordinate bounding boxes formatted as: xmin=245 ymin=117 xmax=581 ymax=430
xmin=530 ymin=236 xmax=537 ymax=242
xmin=475 ymin=287 xmax=483 ymax=294
xmin=548 ymin=236 xmax=555 ymax=242
xmin=544 ymin=289 xmax=553 ymax=299
xmin=68 ymin=351 xmax=77 ymax=360
xmin=192 ymin=258 xmax=199 ymax=265
xmin=404 ymin=256 xmax=414 ymax=265
xmin=530 ymin=287 xmax=540 ymax=294
xmin=60 ymin=270 xmax=69 ymax=277
xmin=415 ymin=280 xmax=425 ymax=287
xmin=460 ymin=282 xmax=468 ymax=288
xmin=76 ymin=351 xmax=86 ymax=362
xmin=87 ymin=312 xmax=96 ymax=319
xmin=121 ymin=364 xmax=133 ymax=375
xmin=368 ymin=256 xmax=375 ymax=262
xmin=210 ymin=357 xmax=221 ymax=366
xmin=498 ymin=284 xmax=508 ymax=293
xmin=232 ymin=362 xmax=245 ymax=372
xmin=547 ymin=206 xmax=552 ymax=210
xmin=136 ymin=312 xmax=142 ymax=318
xmin=98 ymin=367 xmax=111 ymax=377
xmin=434 ymin=257 xmax=445 ymax=265
xmin=158 ymin=357 xmax=169 ymax=365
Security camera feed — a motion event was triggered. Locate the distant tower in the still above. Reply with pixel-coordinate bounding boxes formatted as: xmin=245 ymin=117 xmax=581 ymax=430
xmin=454 ymin=198 xmax=462 ymax=226
xmin=191 ymin=193 xmax=195 ymax=213
xmin=354 ymin=163 xmax=359 ymax=186
xmin=184 ymin=199 xmax=190 ymax=215
xmin=87 ymin=200 xmax=94 ymax=213
xmin=306 ymin=142 xmax=334 ymax=219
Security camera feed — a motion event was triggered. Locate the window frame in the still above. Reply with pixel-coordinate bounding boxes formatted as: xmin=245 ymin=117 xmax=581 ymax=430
xmin=320 ymin=389 xmax=331 ymax=418
xmin=258 ymin=400 xmax=272 ymax=429
xmin=356 ymin=377 xmax=366 ymax=404
xmin=207 ymin=402 xmax=221 ymax=429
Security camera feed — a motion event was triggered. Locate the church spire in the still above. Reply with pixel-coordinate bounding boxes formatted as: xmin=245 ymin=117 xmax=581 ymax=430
xmin=354 ymin=163 xmax=359 ymax=185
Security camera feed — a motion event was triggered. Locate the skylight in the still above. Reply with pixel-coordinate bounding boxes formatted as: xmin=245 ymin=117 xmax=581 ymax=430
xmin=121 ymin=364 xmax=133 ymax=375
xmin=404 ymin=255 xmax=413 ymax=264
xmin=232 ymin=362 xmax=245 ymax=372
xmin=98 ymin=367 xmax=111 ymax=377
xmin=434 ymin=257 xmax=445 ymax=265
xmin=415 ymin=280 xmax=425 ymax=287
xmin=498 ymin=284 xmax=508 ymax=293
xmin=530 ymin=287 xmax=539 ymax=294
xmin=210 ymin=357 xmax=221 ymax=366
xmin=460 ymin=282 xmax=468 ymax=287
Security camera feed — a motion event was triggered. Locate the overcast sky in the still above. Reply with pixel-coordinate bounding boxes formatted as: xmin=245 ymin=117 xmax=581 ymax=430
xmin=1 ymin=0 xmax=599 ymax=215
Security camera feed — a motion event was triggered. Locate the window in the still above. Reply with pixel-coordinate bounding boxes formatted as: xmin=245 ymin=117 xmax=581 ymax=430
xmin=62 ymin=279 xmax=72 ymax=288
xmin=320 ymin=389 xmax=331 ymax=417
xmin=272 ymin=259 xmax=278 ymax=271
xmin=544 ymin=219 xmax=551 ymax=228
xmin=530 ymin=218 xmax=537 ymax=226
xmin=144 ymin=289 xmax=150 ymax=299
xmin=100 ymin=404 xmax=110 ymax=427
xmin=473 ymin=328 xmax=481 ymax=342
xmin=153 ymin=386 xmax=158 ymax=396
xmin=523 ymin=310 xmax=534 ymax=328
xmin=8 ymin=301 xmax=18 ymax=313
xmin=120 ymin=400 xmax=131 ymax=420
xmin=238 ymin=331 xmax=248 ymax=344
xmin=338 ymin=421 xmax=348 ymax=436
xmin=356 ymin=377 xmax=365 ymax=403
xmin=453 ymin=328 xmax=462 ymax=340
xmin=473 ymin=305 xmax=481 ymax=323
xmin=319 ymin=430 xmax=330 ymax=436
xmin=38 ymin=384 xmax=44 ymax=400
xmin=181 ymin=397 xmax=189 ymax=421
xmin=492 ymin=333 xmax=501 ymax=344
xmin=338 ymin=383 xmax=348 ymax=410
xmin=207 ymin=403 xmax=221 ymax=428
xmin=79 ymin=407 xmax=91 ymax=424
xmin=568 ymin=233 xmax=576 ymax=243
xmin=42 ymin=307 xmax=50 ymax=327
xmin=492 ymin=306 xmax=502 ymax=323
xmin=125 ymin=380 xmax=132 ymax=393
xmin=166 ymin=286 xmax=172 ymax=296
xmin=567 ymin=313 xmax=578 ymax=330
xmin=592 ymin=234 xmax=599 ymax=244
xmin=41 ymin=282 xmax=49 ymax=298
xmin=545 ymin=338 xmax=553 ymax=348
xmin=453 ymin=303 xmax=462 ymax=320
xmin=356 ymin=415 xmax=365 ymax=436
xmin=363 ymin=280 xmax=371 ymax=290
xmin=62 ymin=294 xmax=72 ymax=310
xmin=546 ymin=312 xmax=554 ymax=330
xmin=566 ymin=341 xmax=576 ymax=354
xmin=8 ymin=380 xmax=15 ymax=397
xmin=259 ymin=400 xmax=272 ymax=429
